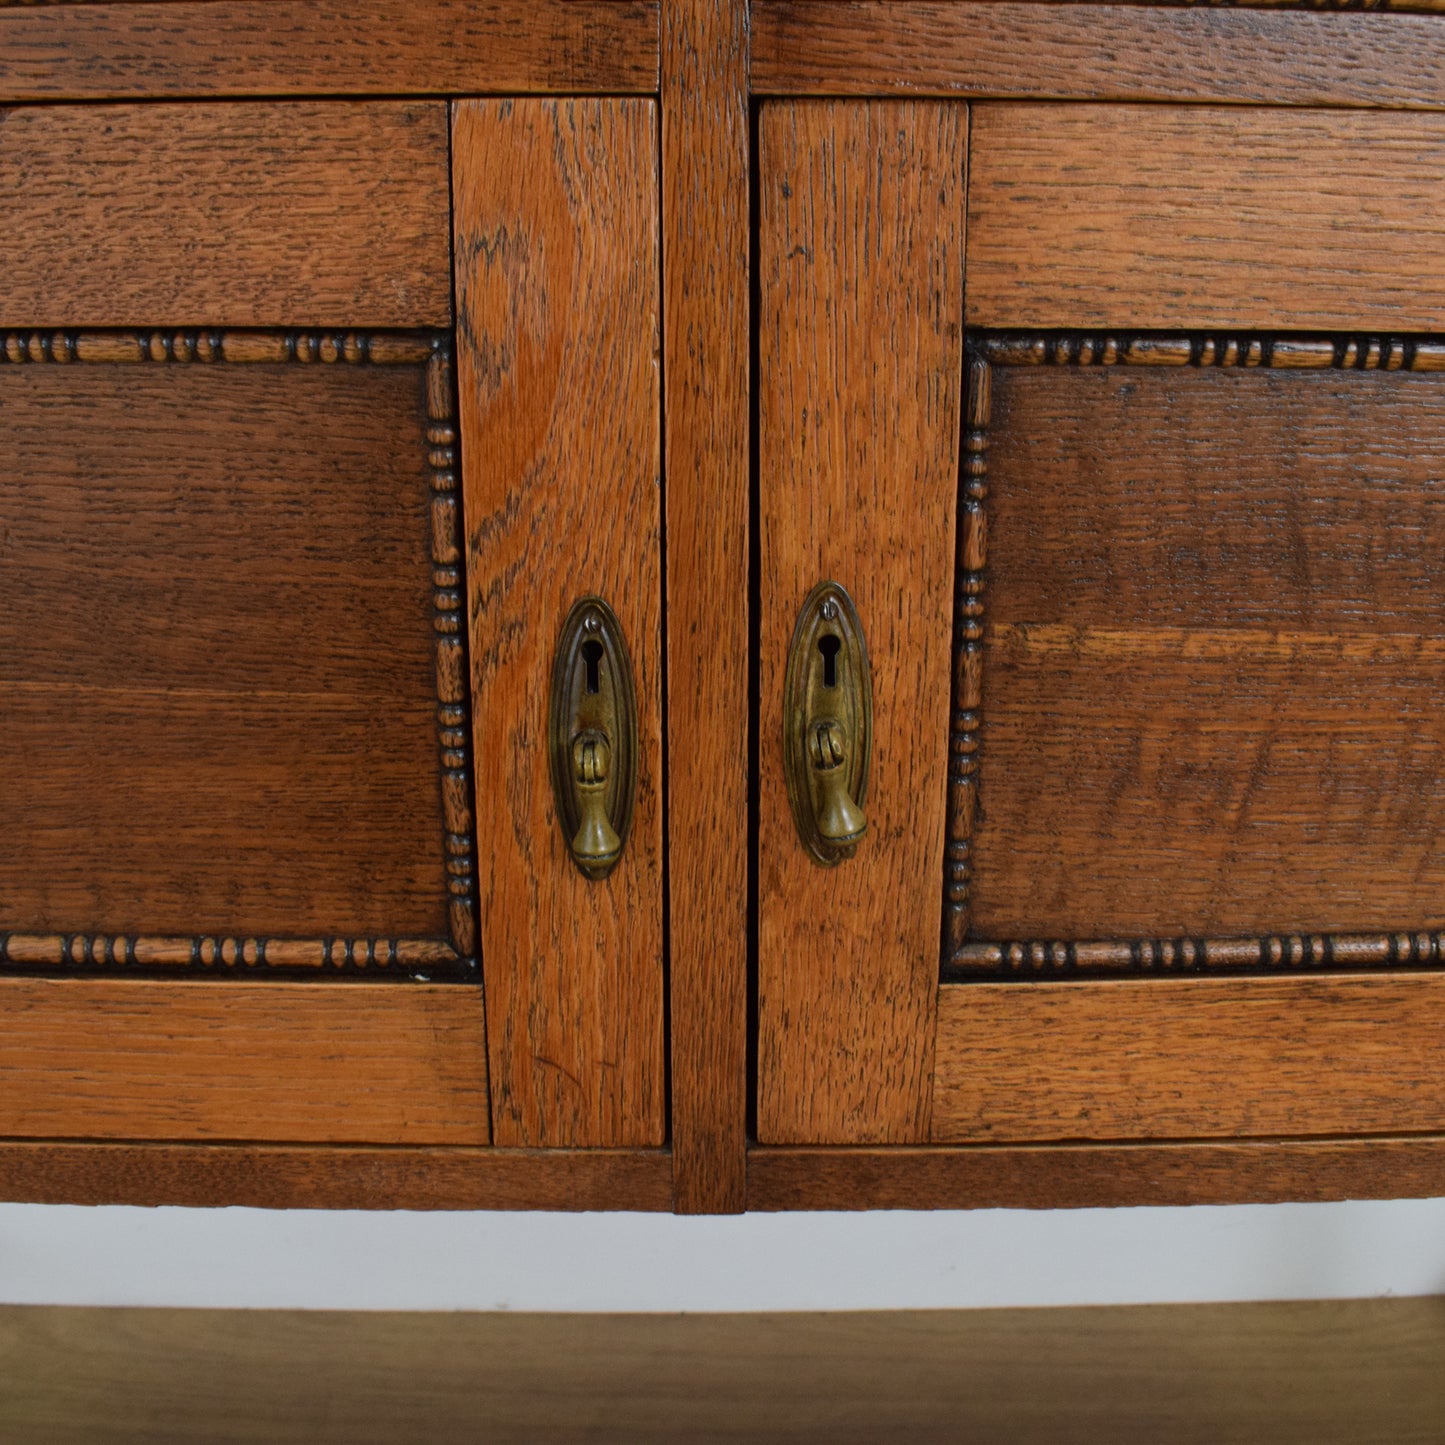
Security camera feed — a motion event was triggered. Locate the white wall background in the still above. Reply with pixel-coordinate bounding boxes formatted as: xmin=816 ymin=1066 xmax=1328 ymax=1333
xmin=2 ymin=1199 xmax=1443 ymax=1311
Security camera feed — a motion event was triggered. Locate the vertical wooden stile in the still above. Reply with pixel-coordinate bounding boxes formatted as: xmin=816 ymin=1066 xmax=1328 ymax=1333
xmin=663 ymin=0 xmax=752 ymax=1210
xmin=453 ymin=99 xmax=666 ymax=1148
xmin=756 ymin=100 xmax=967 ymax=1145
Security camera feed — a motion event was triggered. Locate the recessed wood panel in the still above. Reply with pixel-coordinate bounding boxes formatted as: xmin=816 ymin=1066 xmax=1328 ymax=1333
xmin=0 ymin=102 xmax=450 ymax=327
xmin=757 ymin=101 xmax=966 ymax=1145
xmin=932 ymin=976 xmax=1445 ymax=1144
xmin=0 ymin=980 xmax=488 ymax=1145
xmin=970 ymin=360 xmax=1445 ymax=941
xmin=454 ymin=99 xmax=665 ymax=1148
xmin=967 ymin=106 xmax=1445 ymax=330
xmin=0 ymin=341 xmax=467 ymax=958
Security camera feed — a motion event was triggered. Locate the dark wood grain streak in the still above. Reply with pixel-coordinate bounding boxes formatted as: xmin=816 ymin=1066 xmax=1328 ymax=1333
xmin=0 ymin=0 xmax=658 ymax=101
xmin=0 ymin=1145 xmax=670 ymax=1210
xmin=663 ymin=0 xmax=751 ymax=1212
xmin=932 ymin=976 xmax=1445 ymax=1144
xmin=970 ymin=361 xmax=1445 ymax=941
xmin=455 ymin=99 xmax=665 ymax=1149
xmin=0 ymin=103 xmax=450 ymax=328
xmin=748 ymin=1138 xmax=1445 ymax=1211
xmin=968 ymin=106 xmax=1445 ymax=331
xmin=0 ymin=980 xmax=489 ymax=1145
xmin=0 ymin=358 xmax=455 ymax=946
xmin=757 ymin=101 xmax=965 ymax=1146
xmin=752 ymin=3 xmax=1445 ymax=107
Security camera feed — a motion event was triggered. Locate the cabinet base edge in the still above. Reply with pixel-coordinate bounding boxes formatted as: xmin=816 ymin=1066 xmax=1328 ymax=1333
xmin=0 ymin=1143 xmax=673 ymax=1212
xmin=746 ymin=1137 xmax=1445 ymax=1212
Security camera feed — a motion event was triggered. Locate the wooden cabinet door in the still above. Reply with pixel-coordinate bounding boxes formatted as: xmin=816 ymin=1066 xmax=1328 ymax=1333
xmin=0 ymin=97 xmax=664 ymax=1154
xmin=757 ymin=99 xmax=1445 ymax=1163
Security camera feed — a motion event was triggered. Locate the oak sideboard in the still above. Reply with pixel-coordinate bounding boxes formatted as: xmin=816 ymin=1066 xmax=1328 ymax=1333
xmin=3 ymin=0 xmax=1444 ymax=1213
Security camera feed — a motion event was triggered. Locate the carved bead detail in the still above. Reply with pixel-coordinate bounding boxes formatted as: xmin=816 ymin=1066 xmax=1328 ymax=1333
xmin=947 ymin=931 xmax=1445 ymax=977
xmin=424 ymin=344 xmax=478 ymax=961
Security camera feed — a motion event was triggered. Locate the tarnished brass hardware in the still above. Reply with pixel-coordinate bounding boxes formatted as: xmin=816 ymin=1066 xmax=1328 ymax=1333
xmin=549 ymin=597 xmax=638 ymax=880
xmin=783 ymin=580 xmax=872 ymax=866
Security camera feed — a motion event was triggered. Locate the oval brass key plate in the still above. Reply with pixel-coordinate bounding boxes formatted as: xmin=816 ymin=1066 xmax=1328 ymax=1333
xmin=548 ymin=596 xmax=638 ymax=880
xmin=784 ymin=580 xmax=872 ymax=866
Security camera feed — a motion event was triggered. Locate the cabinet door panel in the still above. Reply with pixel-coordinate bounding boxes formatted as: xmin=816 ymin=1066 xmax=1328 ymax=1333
xmin=968 ymin=360 xmax=1445 ymax=943
xmin=453 ymin=98 xmax=665 ymax=1148
xmin=0 ymin=336 xmax=469 ymax=967
xmin=756 ymin=100 xmax=966 ymax=1146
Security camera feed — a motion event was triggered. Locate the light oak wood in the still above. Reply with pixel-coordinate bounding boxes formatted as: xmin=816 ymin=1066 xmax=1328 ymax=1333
xmin=0 ymin=0 xmax=658 ymax=100
xmin=454 ymin=99 xmax=665 ymax=1149
xmin=752 ymin=2 xmax=1445 ymax=108
xmin=0 ymin=980 xmax=488 ymax=1145
xmin=967 ymin=105 xmax=1445 ymax=330
xmin=750 ymin=1138 xmax=1445 ymax=1211
xmin=3 ymin=1301 xmax=1443 ymax=1444
xmin=972 ymin=363 xmax=1445 ymax=940
xmin=663 ymin=0 xmax=752 ymax=1213
xmin=757 ymin=101 xmax=965 ymax=1145
xmin=932 ymin=975 xmax=1445 ymax=1144
xmin=0 ymin=1145 xmax=670 ymax=1210
xmin=0 ymin=102 xmax=450 ymax=328
xmin=0 ymin=357 xmax=450 ymax=945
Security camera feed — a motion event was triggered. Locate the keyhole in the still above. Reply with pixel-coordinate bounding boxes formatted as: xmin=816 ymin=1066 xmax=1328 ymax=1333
xmin=818 ymin=633 xmax=841 ymax=688
xmin=582 ymin=638 xmax=604 ymax=695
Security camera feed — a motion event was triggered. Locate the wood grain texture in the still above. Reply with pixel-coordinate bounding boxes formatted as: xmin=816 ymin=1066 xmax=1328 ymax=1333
xmin=0 ymin=1145 xmax=669 ymax=1210
xmin=4 ymin=1301 xmax=1445 ymax=1445
xmin=455 ymin=99 xmax=664 ymax=1149
xmin=663 ymin=0 xmax=750 ymax=1212
xmin=0 ymin=980 xmax=488 ymax=1145
xmin=0 ymin=0 xmax=658 ymax=100
xmin=752 ymin=3 xmax=1445 ymax=107
xmin=968 ymin=106 xmax=1445 ymax=330
xmin=0 ymin=102 xmax=449 ymax=328
xmin=757 ymin=101 xmax=965 ymax=1145
xmin=932 ymin=975 xmax=1445 ymax=1144
xmin=0 ymin=359 xmax=450 ymax=944
xmin=971 ymin=363 xmax=1445 ymax=940
xmin=748 ymin=1138 xmax=1445 ymax=1211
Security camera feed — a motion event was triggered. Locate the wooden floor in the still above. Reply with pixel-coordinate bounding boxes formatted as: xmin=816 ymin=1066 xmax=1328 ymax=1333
xmin=2 ymin=1299 xmax=1442 ymax=1443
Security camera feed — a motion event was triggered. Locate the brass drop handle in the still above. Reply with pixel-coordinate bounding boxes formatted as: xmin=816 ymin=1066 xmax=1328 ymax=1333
xmin=570 ymin=728 xmax=623 ymax=870
xmin=548 ymin=597 xmax=638 ymax=880
xmin=783 ymin=581 xmax=873 ymax=866
xmin=809 ymin=718 xmax=868 ymax=847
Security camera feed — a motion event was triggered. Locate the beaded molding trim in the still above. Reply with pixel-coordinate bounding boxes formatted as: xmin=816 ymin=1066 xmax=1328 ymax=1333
xmin=1 ymin=330 xmax=475 ymax=976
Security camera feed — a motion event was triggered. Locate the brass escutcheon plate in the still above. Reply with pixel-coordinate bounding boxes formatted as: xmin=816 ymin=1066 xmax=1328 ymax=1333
xmin=548 ymin=596 xmax=638 ymax=880
xmin=783 ymin=580 xmax=872 ymax=867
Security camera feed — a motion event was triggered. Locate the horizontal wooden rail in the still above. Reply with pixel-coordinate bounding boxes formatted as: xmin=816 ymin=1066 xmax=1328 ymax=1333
xmin=0 ymin=980 xmax=490 ymax=1146
xmin=0 ymin=1142 xmax=673 ymax=1210
xmin=0 ymin=0 xmax=659 ymax=101
xmin=748 ymin=1136 xmax=1445 ymax=1210
xmin=752 ymin=3 xmax=1445 ymax=108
